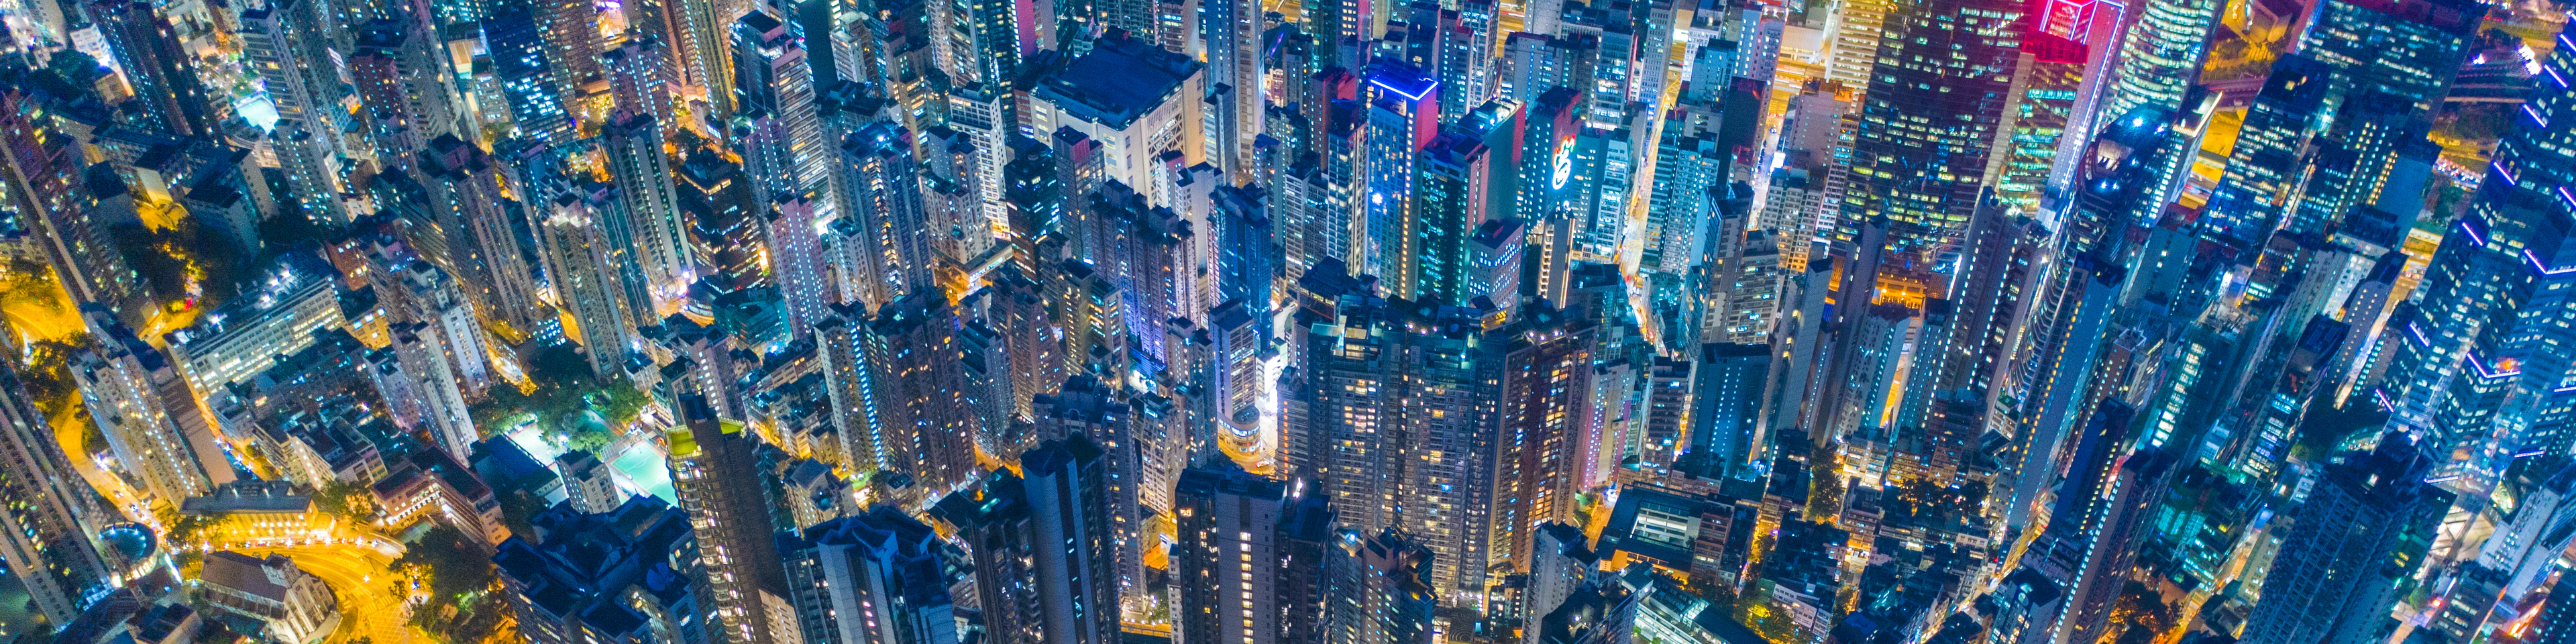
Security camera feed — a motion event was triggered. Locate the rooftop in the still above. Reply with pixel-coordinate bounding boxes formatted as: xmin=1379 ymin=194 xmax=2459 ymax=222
xmin=1032 ymin=32 xmax=1202 ymax=129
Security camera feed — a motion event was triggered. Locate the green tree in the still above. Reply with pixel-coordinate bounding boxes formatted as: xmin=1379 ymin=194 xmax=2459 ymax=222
xmin=394 ymin=527 xmax=494 ymax=600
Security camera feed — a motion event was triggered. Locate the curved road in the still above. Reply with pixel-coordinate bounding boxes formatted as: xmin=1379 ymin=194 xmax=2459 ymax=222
xmin=50 ymin=407 xmax=149 ymax=524
xmin=231 ymin=545 xmax=421 ymax=644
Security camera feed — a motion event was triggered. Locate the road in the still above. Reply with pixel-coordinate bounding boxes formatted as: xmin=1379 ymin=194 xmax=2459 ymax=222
xmin=231 ymin=545 xmax=422 ymax=644
xmin=48 ymin=406 xmax=149 ymax=525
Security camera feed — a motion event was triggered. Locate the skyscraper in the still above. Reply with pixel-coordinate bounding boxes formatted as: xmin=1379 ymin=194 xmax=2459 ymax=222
xmin=0 ymin=362 xmax=115 ymax=625
xmin=1174 ymin=463 xmax=1289 ymax=644
xmin=239 ymin=0 xmax=351 ymax=223
xmin=72 ymin=305 xmax=235 ymax=504
xmin=484 ymin=3 xmax=575 ymax=141
xmin=602 ymin=111 xmax=696 ymax=312
xmin=857 ymin=292 xmax=983 ymax=496
xmin=2237 ymin=436 xmax=2452 ymax=644
xmin=836 ymin=121 xmax=937 ymax=307
xmin=90 ymin=0 xmax=214 ymax=136
xmin=417 ymin=135 xmax=553 ymax=335
xmin=1837 ymin=0 xmax=2025 ymax=258
xmin=665 ymin=396 xmax=793 ymax=644
xmin=780 ymin=507 xmax=961 ymax=644
xmin=733 ymin=11 xmax=834 ymax=220
xmin=1290 ymin=286 xmax=1495 ymax=603
xmin=929 ymin=435 xmax=1125 ymax=644
xmin=538 ymin=189 xmax=640 ymax=378
xmin=1410 ymin=132 xmax=1490 ymax=304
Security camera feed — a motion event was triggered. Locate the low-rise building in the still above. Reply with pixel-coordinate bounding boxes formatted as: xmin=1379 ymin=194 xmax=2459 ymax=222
xmin=197 ymin=551 xmax=341 ymax=644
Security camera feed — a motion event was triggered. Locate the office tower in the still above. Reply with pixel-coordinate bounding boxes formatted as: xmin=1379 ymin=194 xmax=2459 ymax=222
xmin=1486 ymin=303 xmax=1596 ymax=574
xmin=1496 ymin=34 xmax=1577 ymax=104
xmin=1424 ymin=2 xmax=1495 ymax=119
xmin=1554 ymin=128 xmax=1632 ymax=262
xmin=1025 ymin=32 xmax=1205 ymax=207
xmin=2237 ymin=436 xmax=2452 ymax=644
xmin=602 ymin=112 xmax=694 ymax=315
xmin=414 ymin=136 xmax=551 ymax=334
xmin=538 ymin=189 xmax=641 ymax=378
xmin=2423 ymin=459 xmax=2576 ymax=642
xmin=72 ymin=305 xmax=234 ymax=504
xmin=239 ymin=0 xmax=350 ymax=223
xmin=2495 ymin=24 xmax=2576 ymax=193
xmin=2200 ymin=56 xmax=2332 ymax=243
xmin=1557 ymin=13 xmax=1637 ymax=131
xmin=2298 ymin=0 xmax=2481 ymax=111
xmin=1291 ymin=289 xmax=1493 ymax=602
xmin=2318 ymin=253 xmax=2407 ymax=407
xmin=2093 ymin=0 xmax=2220 ymax=139
xmin=0 ymin=361 xmax=115 ymax=625
xmin=1208 ymin=182 xmax=1273 ymax=308
xmin=734 ymin=12 xmax=834 ymax=213
xmin=1471 ymin=219 xmax=1525 ymax=312
xmin=955 ymin=0 xmax=1022 ymax=91
xmin=483 ymin=3 xmax=575 ymax=141
xmin=1679 ymin=343 xmax=1768 ymax=480
xmin=1174 ymin=464 xmax=1287 ymax=644
xmin=1838 ymin=0 xmax=2024 ymax=257
xmin=1999 ymin=252 xmax=2125 ymax=529
xmin=2041 ymin=432 xmax=2178 ymax=644
xmin=2381 ymin=15 xmax=2576 ymax=480
xmin=1410 ymin=133 xmax=1489 ymax=303
xmin=494 ymin=496 xmax=709 ymax=644
xmin=678 ymin=145 xmax=769 ymax=288
xmin=2280 ymin=91 xmax=2420 ymax=237
xmin=1326 ymin=531 xmax=1438 ymax=644
xmin=90 ymin=0 xmax=213 ymax=136
xmin=1821 ymin=0 xmax=1889 ymax=95
xmin=666 ymin=396 xmax=792 ymax=644
xmin=780 ymin=506 xmax=959 ymax=644
xmin=1507 ymin=87 xmax=1582 ymax=250
xmin=1991 ymin=34 xmax=2082 ymax=213
xmin=1356 ymin=62 xmax=1437 ymax=288
xmin=930 ymin=435 xmax=1124 ymax=644
xmin=836 ymin=121 xmax=936 ymax=307
xmin=856 ymin=293 xmax=983 ymax=496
